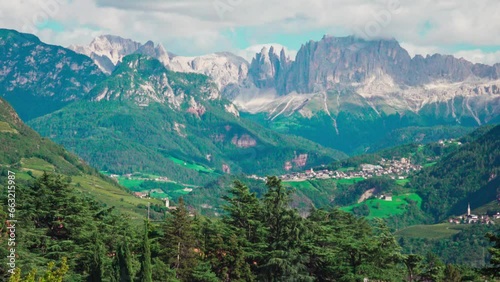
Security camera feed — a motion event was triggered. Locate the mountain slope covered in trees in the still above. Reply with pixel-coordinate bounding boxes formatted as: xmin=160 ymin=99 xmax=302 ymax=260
xmin=0 ymin=97 xmax=162 ymax=219
xmin=0 ymin=29 xmax=104 ymax=120
xmin=413 ymin=125 xmax=500 ymax=221
xmin=29 ymin=55 xmax=346 ymax=186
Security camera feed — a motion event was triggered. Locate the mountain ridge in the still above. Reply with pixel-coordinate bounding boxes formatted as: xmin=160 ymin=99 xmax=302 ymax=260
xmin=0 ymin=29 xmax=105 ymax=120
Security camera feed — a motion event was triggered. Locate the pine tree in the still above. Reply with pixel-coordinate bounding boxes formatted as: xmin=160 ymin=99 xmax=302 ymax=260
xmin=86 ymin=231 xmax=105 ymax=282
xmin=198 ymin=218 xmax=254 ymax=281
xmin=140 ymin=220 xmax=152 ymax=282
xmin=260 ymin=176 xmax=312 ymax=281
xmin=222 ymin=180 xmax=266 ymax=268
xmin=162 ymin=197 xmax=198 ymax=281
xmin=114 ymin=239 xmax=133 ymax=282
xmin=444 ymin=264 xmax=462 ymax=282
xmin=369 ymin=219 xmax=403 ymax=280
xmin=485 ymin=232 xmax=500 ymax=278
xmin=17 ymin=173 xmax=100 ymax=277
xmin=403 ymin=254 xmax=423 ymax=282
xmin=421 ymin=253 xmax=445 ymax=282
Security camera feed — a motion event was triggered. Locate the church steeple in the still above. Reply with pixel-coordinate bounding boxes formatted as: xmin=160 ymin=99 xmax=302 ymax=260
xmin=467 ymin=203 xmax=471 ymax=216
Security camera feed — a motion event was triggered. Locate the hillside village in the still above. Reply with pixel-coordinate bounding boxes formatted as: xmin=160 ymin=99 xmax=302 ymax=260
xmin=449 ymin=203 xmax=500 ymax=225
xmin=275 ymin=157 xmax=422 ymax=182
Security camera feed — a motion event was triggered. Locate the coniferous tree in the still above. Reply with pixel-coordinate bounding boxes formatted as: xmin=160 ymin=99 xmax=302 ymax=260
xmin=198 ymin=217 xmax=254 ymax=281
xmin=403 ymin=254 xmax=423 ymax=282
xmin=260 ymin=176 xmax=312 ymax=281
xmin=86 ymin=231 xmax=105 ymax=282
xmin=484 ymin=232 xmax=500 ymax=278
xmin=222 ymin=181 xmax=266 ymax=267
xmin=444 ymin=264 xmax=462 ymax=282
xmin=140 ymin=220 xmax=152 ymax=282
xmin=114 ymin=239 xmax=133 ymax=282
xmin=369 ymin=219 xmax=403 ymax=280
xmin=421 ymin=253 xmax=445 ymax=282
xmin=162 ymin=197 xmax=198 ymax=281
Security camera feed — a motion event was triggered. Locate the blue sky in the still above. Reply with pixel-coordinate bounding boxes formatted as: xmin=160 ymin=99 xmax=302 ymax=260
xmin=1 ymin=0 xmax=500 ymax=64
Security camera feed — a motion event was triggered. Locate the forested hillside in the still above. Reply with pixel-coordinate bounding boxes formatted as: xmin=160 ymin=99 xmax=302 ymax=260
xmin=29 ymin=56 xmax=345 ymax=185
xmin=1 ymin=174 xmax=499 ymax=281
xmin=0 ymin=98 xmax=499 ymax=280
xmin=413 ymin=125 xmax=500 ymax=221
xmin=0 ymin=29 xmax=104 ymax=120
xmin=0 ymin=98 xmax=164 ymax=220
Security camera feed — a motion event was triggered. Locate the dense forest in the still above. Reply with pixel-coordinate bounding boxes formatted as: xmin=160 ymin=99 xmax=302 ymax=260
xmin=412 ymin=126 xmax=500 ymax=221
xmin=0 ymin=174 xmax=498 ymax=282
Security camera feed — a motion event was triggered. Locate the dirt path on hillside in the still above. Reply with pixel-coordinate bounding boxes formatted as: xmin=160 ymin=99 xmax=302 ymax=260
xmin=358 ymin=188 xmax=376 ymax=203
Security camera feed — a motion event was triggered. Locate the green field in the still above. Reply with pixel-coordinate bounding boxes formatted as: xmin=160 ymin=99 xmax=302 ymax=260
xmin=341 ymin=193 xmax=422 ymax=219
xmin=9 ymin=169 xmax=161 ymax=223
xmin=168 ymin=156 xmax=215 ymax=173
xmin=334 ymin=177 xmax=365 ymax=185
xmin=72 ymin=175 xmax=163 ymax=222
xmin=150 ymin=191 xmax=169 ymax=199
xmin=100 ymin=170 xmax=194 ymax=201
xmin=423 ymin=162 xmax=437 ymax=168
xmin=117 ymin=177 xmax=145 ymax=189
xmin=284 ymin=181 xmax=319 ymax=191
xmin=395 ymin=223 xmax=470 ymax=240
xmin=21 ymin=157 xmax=55 ymax=172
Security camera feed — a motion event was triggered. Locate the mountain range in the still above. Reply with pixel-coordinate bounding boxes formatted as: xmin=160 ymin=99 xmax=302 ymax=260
xmin=23 ymin=51 xmax=345 ymax=184
xmin=67 ymin=33 xmax=500 ymax=153
xmin=0 ymin=29 xmax=104 ymax=120
xmin=1 ymin=28 xmax=499 ymax=179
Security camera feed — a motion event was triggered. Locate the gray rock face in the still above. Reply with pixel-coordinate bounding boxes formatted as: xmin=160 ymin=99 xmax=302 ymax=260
xmin=69 ymin=35 xmax=170 ymax=74
xmin=134 ymin=40 xmax=170 ymax=66
xmin=248 ymin=36 xmax=500 ymax=95
xmin=249 ymin=46 xmax=291 ymax=91
xmin=240 ymin=35 xmax=500 ymax=130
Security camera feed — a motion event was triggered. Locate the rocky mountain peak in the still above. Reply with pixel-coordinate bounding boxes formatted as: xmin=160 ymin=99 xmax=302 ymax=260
xmin=89 ymin=54 xmax=223 ymax=112
xmin=249 ymin=45 xmax=291 ymax=90
xmin=244 ymin=35 xmax=500 ymax=95
xmin=69 ymin=35 xmax=170 ymax=74
xmin=135 ymin=41 xmax=170 ymax=66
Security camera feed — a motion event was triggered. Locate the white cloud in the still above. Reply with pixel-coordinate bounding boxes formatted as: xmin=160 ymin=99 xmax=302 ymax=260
xmin=454 ymin=50 xmax=500 ymax=66
xmin=0 ymin=0 xmax=499 ymax=58
xmin=399 ymin=42 xmax=441 ymax=58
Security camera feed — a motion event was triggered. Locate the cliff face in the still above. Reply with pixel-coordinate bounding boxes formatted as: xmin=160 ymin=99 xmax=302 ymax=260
xmin=248 ymin=36 xmax=500 ymax=95
xmin=249 ymin=46 xmax=292 ymax=92
xmin=70 ymin=36 xmax=253 ymax=96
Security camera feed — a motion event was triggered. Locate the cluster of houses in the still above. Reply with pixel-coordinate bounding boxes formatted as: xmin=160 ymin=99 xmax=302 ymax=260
xmin=133 ymin=191 xmax=174 ymax=209
xmin=438 ymin=139 xmax=462 ymax=146
xmin=448 ymin=203 xmax=500 ymax=225
xmin=277 ymin=158 xmax=422 ymax=182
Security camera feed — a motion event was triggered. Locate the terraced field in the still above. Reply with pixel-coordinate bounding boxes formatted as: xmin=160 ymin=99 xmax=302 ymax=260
xmin=395 ymin=223 xmax=471 ymax=239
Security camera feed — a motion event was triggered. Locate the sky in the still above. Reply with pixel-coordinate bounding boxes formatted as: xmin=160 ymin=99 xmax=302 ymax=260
xmin=1 ymin=0 xmax=500 ymax=64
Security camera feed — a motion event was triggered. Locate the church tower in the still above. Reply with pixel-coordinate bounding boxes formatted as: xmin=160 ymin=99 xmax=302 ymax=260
xmin=467 ymin=203 xmax=471 ymax=216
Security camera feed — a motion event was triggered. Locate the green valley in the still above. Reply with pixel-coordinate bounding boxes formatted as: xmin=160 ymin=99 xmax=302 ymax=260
xmin=28 ymin=55 xmax=346 ymax=188
xmin=0 ymin=98 xmax=159 ymax=220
